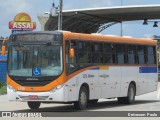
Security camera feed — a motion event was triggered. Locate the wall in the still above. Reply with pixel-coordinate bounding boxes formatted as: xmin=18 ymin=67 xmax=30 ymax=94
xmin=0 ymin=55 xmax=7 ymax=82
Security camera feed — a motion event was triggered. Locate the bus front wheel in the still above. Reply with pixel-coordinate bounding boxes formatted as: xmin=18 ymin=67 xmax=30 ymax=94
xmin=74 ymin=86 xmax=88 ymax=110
xmin=27 ymin=101 xmax=41 ymax=109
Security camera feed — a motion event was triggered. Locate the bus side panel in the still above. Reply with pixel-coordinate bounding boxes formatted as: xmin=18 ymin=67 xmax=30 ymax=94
xmin=136 ymin=67 xmax=158 ymax=96
xmin=64 ymin=76 xmax=79 ymax=102
xmin=64 ymin=66 xmax=158 ymax=102
xmin=120 ymin=67 xmax=138 ymax=97
xmin=147 ymin=73 xmax=158 ymax=93
xmin=104 ymin=67 xmax=121 ymax=98
xmin=65 ymin=70 xmax=99 ymax=101
xmin=136 ymin=68 xmax=148 ymax=95
xmin=65 ymin=66 xmax=137 ymax=101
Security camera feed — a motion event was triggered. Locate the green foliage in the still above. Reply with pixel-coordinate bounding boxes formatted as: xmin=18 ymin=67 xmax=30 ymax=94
xmin=0 ymin=82 xmax=7 ymax=95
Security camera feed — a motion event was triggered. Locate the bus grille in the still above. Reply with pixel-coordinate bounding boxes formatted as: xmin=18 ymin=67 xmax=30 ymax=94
xmin=14 ymin=80 xmax=52 ymax=86
xmin=9 ymin=76 xmax=59 ymax=87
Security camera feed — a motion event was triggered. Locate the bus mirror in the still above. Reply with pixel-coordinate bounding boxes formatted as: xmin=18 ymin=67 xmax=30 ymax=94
xmin=69 ymin=48 xmax=75 ymax=58
xmin=1 ymin=45 xmax=6 ymax=56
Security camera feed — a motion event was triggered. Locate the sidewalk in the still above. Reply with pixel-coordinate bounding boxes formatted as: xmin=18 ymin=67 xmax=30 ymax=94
xmin=0 ymin=94 xmax=8 ymax=103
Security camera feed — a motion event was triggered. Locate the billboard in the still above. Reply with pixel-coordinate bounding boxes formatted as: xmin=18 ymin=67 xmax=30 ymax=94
xmin=9 ymin=12 xmax=36 ymax=32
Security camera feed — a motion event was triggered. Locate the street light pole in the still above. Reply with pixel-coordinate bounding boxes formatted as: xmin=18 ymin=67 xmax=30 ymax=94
xmin=120 ymin=0 xmax=123 ymax=36
xmin=58 ymin=0 xmax=63 ymax=30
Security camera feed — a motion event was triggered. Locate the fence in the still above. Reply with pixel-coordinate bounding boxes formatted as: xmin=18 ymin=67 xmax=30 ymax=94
xmin=0 ymin=54 xmax=7 ymax=82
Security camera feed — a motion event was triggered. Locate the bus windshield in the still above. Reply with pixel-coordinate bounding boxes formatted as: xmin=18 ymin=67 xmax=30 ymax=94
xmin=8 ymin=44 xmax=63 ymax=77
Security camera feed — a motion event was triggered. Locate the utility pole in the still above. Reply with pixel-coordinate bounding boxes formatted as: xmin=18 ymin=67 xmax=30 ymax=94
xmin=50 ymin=0 xmax=63 ymax=30
xmin=58 ymin=0 xmax=63 ymax=30
xmin=120 ymin=0 xmax=123 ymax=36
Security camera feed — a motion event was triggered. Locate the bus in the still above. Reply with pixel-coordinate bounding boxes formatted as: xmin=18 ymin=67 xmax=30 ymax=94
xmin=1 ymin=31 xmax=158 ymax=110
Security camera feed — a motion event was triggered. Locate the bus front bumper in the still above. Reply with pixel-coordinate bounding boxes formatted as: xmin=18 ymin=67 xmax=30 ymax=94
xmin=7 ymin=86 xmax=66 ymax=102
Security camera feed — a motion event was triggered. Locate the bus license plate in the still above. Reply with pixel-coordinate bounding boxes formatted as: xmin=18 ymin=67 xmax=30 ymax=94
xmin=28 ymin=95 xmax=38 ymax=100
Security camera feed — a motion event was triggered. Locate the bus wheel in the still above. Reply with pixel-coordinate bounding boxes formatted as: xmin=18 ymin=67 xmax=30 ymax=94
xmin=118 ymin=83 xmax=136 ymax=104
xmin=74 ymin=86 xmax=88 ymax=110
xmin=88 ymin=99 xmax=98 ymax=104
xmin=27 ymin=101 xmax=41 ymax=109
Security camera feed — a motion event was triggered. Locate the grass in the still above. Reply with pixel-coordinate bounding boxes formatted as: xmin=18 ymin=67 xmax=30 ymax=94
xmin=0 ymin=82 xmax=7 ymax=95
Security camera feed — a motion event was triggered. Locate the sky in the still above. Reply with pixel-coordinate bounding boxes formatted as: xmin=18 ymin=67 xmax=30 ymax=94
xmin=0 ymin=0 xmax=160 ymax=38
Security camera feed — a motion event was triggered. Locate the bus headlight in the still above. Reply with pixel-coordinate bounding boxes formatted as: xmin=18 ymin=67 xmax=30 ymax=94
xmin=50 ymin=85 xmax=63 ymax=93
xmin=56 ymin=85 xmax=63 ymax=90
xmin=7 ymin=84 xmax=17 ymax=92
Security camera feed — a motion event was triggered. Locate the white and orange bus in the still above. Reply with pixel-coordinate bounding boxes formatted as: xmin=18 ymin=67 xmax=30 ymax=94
xmin=1 ymin=31 xmax=158 ymax=110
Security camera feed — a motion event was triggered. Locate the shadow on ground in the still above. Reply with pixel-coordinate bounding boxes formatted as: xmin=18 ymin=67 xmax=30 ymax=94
xmin=14 ymin=99 xmax=159 ymax=112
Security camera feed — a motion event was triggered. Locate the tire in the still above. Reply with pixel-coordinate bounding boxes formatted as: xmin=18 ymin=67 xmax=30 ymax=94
xmin=118 ymin=83 xmax=136 ymax=104
xmin=74 ymin=86 xmax=88 ymax=110
xmin=88 ymin=99 xmax=98 ymax=104
xmin=27 ymin=101 xmax=41 ymax=109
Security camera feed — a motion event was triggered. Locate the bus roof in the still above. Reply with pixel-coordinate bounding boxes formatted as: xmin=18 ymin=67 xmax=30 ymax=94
xmin=63 ymin=31 xmax=157 ymax=46
xmin=9 ymin=31 xmax=157 ymax=46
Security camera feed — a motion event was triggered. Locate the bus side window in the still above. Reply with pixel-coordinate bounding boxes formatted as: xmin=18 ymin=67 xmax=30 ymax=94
xmin=137 ymin=45 xmax=145 ymax=64
xmin=78 ymin=41 xmax=91 ymax=68
xmin=147 ymin=46 xmax=156 ymax=64
xmin=112 ymin=44 xmax=117 ymax=64
xmin=103 ymin=43 xmax=113 ymax=64
xmin=66 ymin=40 xmax=77 ymax=75
xmin=127 ymin=45 xmax=136 ymax=64
xmin=91 ymin=42 xmax=102 ymax=64
xmin=116 ymin=44 xmax=125 ymax=64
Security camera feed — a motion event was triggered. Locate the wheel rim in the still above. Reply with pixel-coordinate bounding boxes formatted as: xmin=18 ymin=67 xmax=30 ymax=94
xmin=80 ymin=91 xmax=87 ymax=106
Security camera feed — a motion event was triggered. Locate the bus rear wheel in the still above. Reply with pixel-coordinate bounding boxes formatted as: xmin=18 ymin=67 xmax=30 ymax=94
xmin=74 ymin=86 xmax=88 ymax=110
xmin=118 ymin=83 xmax=136 ymax=104
xmin=27 ymin=101 xmax=41 ymax=109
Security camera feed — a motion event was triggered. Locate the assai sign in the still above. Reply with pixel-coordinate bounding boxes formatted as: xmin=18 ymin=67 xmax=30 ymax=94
xmin=9 ymin=12 xmax=36 ymax=33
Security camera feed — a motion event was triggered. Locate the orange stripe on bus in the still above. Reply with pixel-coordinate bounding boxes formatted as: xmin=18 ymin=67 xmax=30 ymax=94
xmin=63 ymin=32 xmax=157 ymax=45
xmin=66 ymin=65 xmax=108 ymax=80
xmin=7 ymin=74 xmax=65 ymax=92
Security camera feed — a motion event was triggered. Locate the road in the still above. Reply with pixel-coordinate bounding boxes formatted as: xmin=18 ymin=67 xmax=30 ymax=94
xmin=0 ymin=83 xmax=160 ymax=120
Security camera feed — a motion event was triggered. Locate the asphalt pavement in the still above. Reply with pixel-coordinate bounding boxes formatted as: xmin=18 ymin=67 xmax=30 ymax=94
xmin=0 ymin=83 xmax=160 ymax=120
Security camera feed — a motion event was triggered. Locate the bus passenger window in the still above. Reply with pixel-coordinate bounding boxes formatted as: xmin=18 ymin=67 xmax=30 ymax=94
xmin=77 ymin=41 xmax=92 ymax=68
xmin=147 ymin=46 xmax=156 ymax=64
xmin=116 ymin=44 xmax=125 ymax=64
xmin=91 ymin=43 xmax=102 ymax=64
xmin=103 ymin=43 xmax=113 ymax=64
xmin=137 ymin=46 xmax=145 ymax=64
xmin=66 ymin=40 xmax=77 ymax=75
xmin=128 ymin=45 xmax=136 ymax=64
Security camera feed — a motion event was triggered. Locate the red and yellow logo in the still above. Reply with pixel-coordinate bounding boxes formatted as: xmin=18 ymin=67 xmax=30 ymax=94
xmin=9 ymin=12 xmax=36 ymax=30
